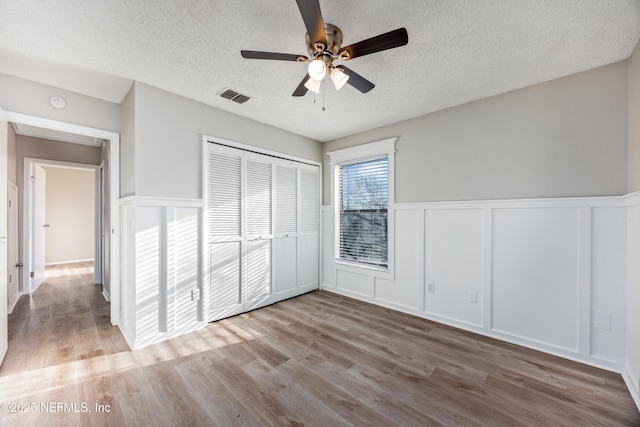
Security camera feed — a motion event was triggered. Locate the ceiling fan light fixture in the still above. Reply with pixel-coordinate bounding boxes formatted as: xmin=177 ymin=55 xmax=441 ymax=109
xmin=304 ymin=78 xmax=321 ymax=94
xmin=330 ymin=67 xmax=349 ymax=90
xmin=307 ymin=59 xmax=326 ymax=81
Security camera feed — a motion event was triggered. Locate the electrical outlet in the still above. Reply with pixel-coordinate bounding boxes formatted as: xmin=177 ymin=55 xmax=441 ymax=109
xmin=468 ymin=290 xmax=478 ymax=303
xmin=427 ymin=283 xmax=435 ymax=294
xmin=593 ymin=311 xmax=612 ymax=331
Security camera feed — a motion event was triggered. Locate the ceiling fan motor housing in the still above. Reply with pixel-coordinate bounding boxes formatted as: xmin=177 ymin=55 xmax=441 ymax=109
xmin=306 ymin=23 xmax=343 ymax=57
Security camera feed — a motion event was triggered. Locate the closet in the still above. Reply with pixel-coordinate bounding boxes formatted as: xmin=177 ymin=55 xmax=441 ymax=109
xmin=206 ymin=142 xmax=319 ymax=322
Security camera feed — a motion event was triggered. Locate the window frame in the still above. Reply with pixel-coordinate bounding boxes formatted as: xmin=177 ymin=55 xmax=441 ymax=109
xmin=327 ymin=138 xmax=396 ymax=280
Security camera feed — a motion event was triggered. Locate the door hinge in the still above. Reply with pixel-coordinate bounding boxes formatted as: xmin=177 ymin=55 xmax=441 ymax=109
xmin=31 ymin=176 xmax=35 ymax=183
xmin=9 ymin=275 xmax=11 ymax=283
xmin=30 ymin=271 xmax=34 ymax=278
xmin=8 ymin=200 xmax=11 ymax=208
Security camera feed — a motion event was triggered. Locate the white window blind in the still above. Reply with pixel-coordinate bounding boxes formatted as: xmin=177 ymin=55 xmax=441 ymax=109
xmin=301 ymin=169 xmax=318 ymax=233
xmin=245 ymin=159 xmax=272 ymax=236
xmin=208 ymin=152 xmax=242 ymax=237
xmin=338 ymin=157 xmax=388 ymax=268
xmin=276 ymin=165 xmax=297 ymax=234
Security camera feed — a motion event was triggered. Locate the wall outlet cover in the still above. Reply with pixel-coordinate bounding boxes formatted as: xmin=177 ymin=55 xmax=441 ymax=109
xmin=468 ymin=290 xmax=478 ymax=303
xmin=593 ymin=311 xmax=612 ymax=331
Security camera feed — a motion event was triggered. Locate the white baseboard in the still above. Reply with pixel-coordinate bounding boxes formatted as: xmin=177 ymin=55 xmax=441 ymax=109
xmin=45 ymin=258 xmax=94 ymax=266
xmin=102 ymin=288 xmax=111 ymax=302
xmin=7 ymin=293 xmax=20 ymax=314
xmin=119 ymin=324 xmax=135 ymax=351
xmin=623 ymin=370 xmax=640 ymax=411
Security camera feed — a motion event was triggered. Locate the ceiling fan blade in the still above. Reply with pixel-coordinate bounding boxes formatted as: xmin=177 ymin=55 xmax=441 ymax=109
xmin=338 ymin=66 xmax=375 ymax=93
xmin=296 ymin=0 xmax=326 ymax=46
xmin=292 ymin=75 xmax=310 ymax=97
xmin=338 ymin=28 xmax=408 ymax=60
xmin=241 ymin=50 xmax=307 ymax=61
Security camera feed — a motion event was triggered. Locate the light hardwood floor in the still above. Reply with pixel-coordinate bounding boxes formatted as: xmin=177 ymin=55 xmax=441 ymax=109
xmin=0 ymin=262 xmax=638 ymax=426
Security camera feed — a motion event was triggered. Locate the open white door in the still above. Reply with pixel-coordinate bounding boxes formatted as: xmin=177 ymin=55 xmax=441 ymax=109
xmin=94 ymin=165 xmax=103 ymax=285
xmin=8 ymin=183 xmax=19 ymax=313
xmin=32 ymin=164 xmax=46 ymax=289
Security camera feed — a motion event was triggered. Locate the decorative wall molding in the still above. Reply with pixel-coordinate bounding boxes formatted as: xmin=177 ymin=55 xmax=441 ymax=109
xmin=322 ymin=195 xmax=628 ymax=373
xmin=625 ymin=190 xmax=640 ymax=206
xmin=119 ymin=195 xmax=204 ymax=208
xmin=395 ymin=195 xmax=625 ymax=210
xmin=119 ymin=197 xmax=204 ymax=349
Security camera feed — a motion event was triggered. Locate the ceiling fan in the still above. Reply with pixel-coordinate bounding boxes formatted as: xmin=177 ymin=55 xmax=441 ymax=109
xmin=240 ymin=0 xmax=408 ymax=97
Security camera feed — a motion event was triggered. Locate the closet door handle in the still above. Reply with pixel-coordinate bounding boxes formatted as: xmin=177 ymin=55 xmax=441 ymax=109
xmin=43 ymin=224 xmax=50 ymax=228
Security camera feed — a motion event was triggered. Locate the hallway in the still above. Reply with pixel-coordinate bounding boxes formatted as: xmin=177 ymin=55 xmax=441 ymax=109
xmin=0 ymin=262 xmax=129 ymax=426
xmin=1 ymin=263 xmax=127 ymax=376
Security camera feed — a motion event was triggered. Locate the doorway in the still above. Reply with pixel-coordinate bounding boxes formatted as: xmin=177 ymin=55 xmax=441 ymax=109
xmin=24 ymin=159 xmax=102 ymax=290
xmin=4 ymin=111 xmax=120 ymax=326
xmin=26 ymin=162 xmax=99 ymax=288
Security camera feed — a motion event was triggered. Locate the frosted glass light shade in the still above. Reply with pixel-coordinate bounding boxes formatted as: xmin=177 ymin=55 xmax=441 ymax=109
xmin=307 ymin=59 xmax=326 ymax=80
xmin=304 ymin=78 xmax=321 ymax=94
xmin=330 ymin=68 xmax=349 ymax=90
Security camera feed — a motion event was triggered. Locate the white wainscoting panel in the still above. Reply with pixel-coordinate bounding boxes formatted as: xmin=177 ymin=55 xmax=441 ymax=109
xmin=492 ymin=208 xmax=580 ymax=352
xmin=424 ymin=209 xmax=484 ymax=327
xmin=323 ymin=195 xmax=628 ymax=372
xmin=135 ymin=206 xmax=162 ymax=340
xmin=590 ymin=207 xmax=627 ymax=363
xmin=119 ymin=197 xmax=204 ymax=349
xmin=337 ymin=269 xmax=373 ymax=297
xmin=120 ymin=205 xmax=136 ymax=346
xmin=173 ymin=207 xmax=202 ymax=332
xmin=375 ymin=209 xmax=420 ymax=311
xmin=322 ymin=207 xmax=336 ymax=288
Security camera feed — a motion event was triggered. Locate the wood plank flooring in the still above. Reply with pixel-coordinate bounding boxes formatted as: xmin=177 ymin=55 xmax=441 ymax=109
xmin=1 ymin=262 xmax=638 ymax=426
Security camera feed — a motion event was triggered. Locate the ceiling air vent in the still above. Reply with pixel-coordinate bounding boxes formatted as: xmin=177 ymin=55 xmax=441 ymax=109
xmin=219 ymin=88 xmax=251 ymax=104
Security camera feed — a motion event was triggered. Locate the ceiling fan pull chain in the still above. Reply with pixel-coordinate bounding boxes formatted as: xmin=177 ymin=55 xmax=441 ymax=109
xmin=322 ymin=78 xmax=326 ymax=112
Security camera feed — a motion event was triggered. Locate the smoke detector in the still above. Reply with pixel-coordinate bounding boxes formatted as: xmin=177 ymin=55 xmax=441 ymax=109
xmin=49 ymin=96 xmax=66 ymax=109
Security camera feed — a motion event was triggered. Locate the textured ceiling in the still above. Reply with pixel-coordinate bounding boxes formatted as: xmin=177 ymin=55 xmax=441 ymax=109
xmin=1 ymin=0 xmax=639 ymax=142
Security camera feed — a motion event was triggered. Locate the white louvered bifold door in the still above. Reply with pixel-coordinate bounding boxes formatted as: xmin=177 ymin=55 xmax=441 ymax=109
xmin=274 ymin=159 xmax=298 ymax=294
xmin=299 ymin=164 xmax=319 ymax=288
xmin=244 ymin=154 xmax=273 ymax=304
xmin=206 ymin=142 xmax=319 ymax=321
xmin=207 ymin=145 xmax=243 ymax=318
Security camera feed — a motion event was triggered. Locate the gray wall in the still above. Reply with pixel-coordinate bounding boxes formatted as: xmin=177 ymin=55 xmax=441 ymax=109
xmin=322 ymin=61 xmax=629 ymax=204
xmin=0 ymin=73 xmax=121 ymax=133
xmin=132 ymin=82 xmax=322 ymax=199
xmin=630 ymin=43 xmax=640 ymax=193
xmin=120 ymin=85 xmax=135 ymax=197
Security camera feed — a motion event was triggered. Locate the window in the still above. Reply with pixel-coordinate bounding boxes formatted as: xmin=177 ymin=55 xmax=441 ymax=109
xmin=339 ymin=157 xmax=388 ymax=267
xmin=327 ymin=138 xmax=395 ymax=275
